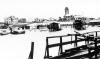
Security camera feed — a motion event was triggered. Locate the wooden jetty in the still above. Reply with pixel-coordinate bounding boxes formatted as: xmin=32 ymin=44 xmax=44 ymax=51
xmin=44 ymin=31 xmax=100 ymax=59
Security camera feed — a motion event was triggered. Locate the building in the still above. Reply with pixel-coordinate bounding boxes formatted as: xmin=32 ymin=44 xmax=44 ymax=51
xmin=18 ymin=18 xmax=26 ymax=23
xmin=4 ymin=16 xmax=27 ymax=25
xmin=65 ymin=7 xmax=69 ymax=16
xmin=4 ymin=16 xmax=19 ymax=25
xmin=58 ymin=15 xmax=75 ymax=21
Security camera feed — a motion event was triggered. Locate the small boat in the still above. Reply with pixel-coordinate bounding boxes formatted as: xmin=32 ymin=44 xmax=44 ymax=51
xmin=0 ymin=26 xmax=10 ymax=35
xmin=11 ymin=27 xmax=25 ymax=34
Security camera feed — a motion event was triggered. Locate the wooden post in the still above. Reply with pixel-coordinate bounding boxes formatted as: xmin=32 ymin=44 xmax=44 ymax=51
xmin=86 ymin=36 xmax=89 ymax=46
xmin=74 ymin=35 xmax=77 ymax=47
xmin=71 ymin=35 xmax=72 ymax=45
xmin=86 ymin=36 xmax=91 ymax=59
xmin=96 ymin=32 xmax=97 ymax=37
xmin=60 ymin=36 xmax=63 ymax=54
xmin=93 ymin=32 xmax=98 ymax=59
xmin=94 ymin=37 xmax=97 ymax=59
xmin=95 ymin=32 xmax=97 ymax=59
xmin=28 ymin=42 xmax=34 ymax=59
xmin=46 ymin=37 xmax=49 ymax=57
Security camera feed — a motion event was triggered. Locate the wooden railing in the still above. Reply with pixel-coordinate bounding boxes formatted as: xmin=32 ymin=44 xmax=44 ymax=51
xmin=44 ymin=31 xmax=100 ymax=59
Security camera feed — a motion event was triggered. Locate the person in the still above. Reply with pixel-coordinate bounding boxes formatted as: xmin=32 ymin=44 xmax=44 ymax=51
xmin=58 ymin=17 xmax=62 ymax=21
xmin=8 ymin=27 xmax=13 ymax=33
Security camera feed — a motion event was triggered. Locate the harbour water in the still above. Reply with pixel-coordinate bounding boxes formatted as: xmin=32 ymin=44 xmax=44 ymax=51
xmin=0 ymin=25 xmax=99 ymax=59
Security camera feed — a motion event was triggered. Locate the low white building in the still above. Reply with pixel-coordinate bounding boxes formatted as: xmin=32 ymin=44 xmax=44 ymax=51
xmin=4 ymin=16 xmax=19 ymax=25
xmin=4 ymin=16 xmax=27 ymax=25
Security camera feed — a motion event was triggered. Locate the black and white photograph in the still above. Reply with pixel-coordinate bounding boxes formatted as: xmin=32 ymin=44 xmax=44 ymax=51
xmin=0 ymin=0 xmax=100 ymax=59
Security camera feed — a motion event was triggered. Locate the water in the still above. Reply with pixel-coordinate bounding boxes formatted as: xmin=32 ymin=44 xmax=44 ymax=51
xmin=0 ymin=26 xmax=100 ymax=59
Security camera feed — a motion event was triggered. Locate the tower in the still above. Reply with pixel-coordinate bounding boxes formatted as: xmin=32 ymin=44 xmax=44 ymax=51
xmin=65 ymin=7 xmax=69 ymax=16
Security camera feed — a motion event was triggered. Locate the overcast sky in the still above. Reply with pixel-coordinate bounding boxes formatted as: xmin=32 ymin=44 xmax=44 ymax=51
xmin=0 ymin=0 xmax=99 ymax=21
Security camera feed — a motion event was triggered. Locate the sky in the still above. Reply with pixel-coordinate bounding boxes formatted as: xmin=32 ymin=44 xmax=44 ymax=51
xmin=0 ymin=0 xmax=99 ymax=21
